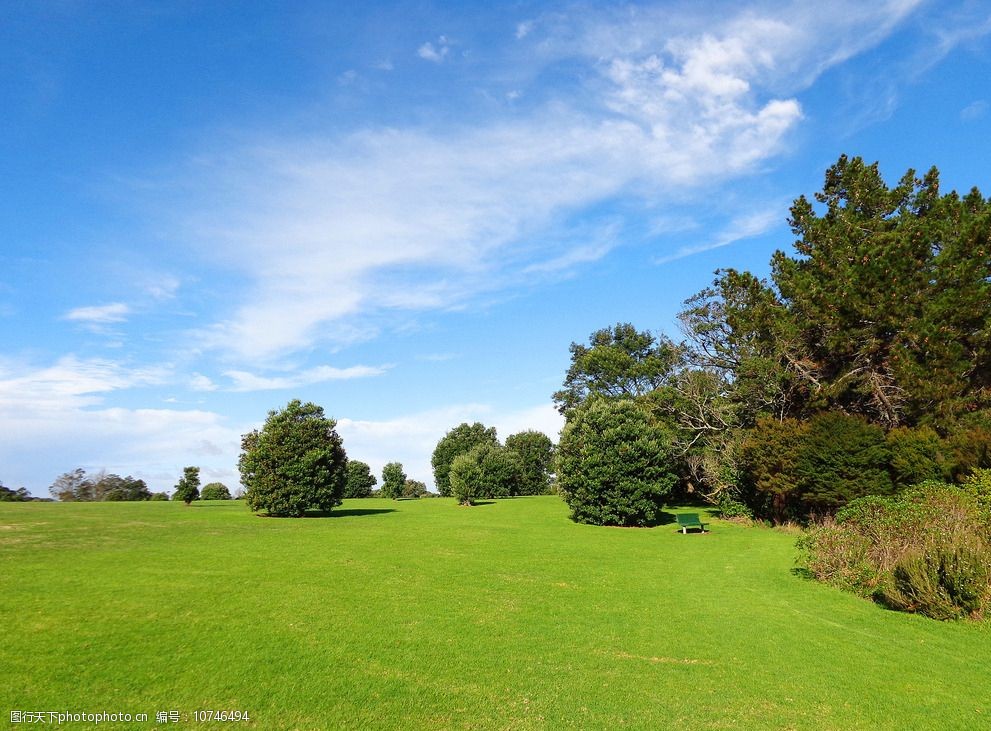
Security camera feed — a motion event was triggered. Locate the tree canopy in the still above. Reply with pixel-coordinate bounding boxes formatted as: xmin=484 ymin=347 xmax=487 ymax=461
xmin=680 ymin=155 xmax=991 ymax=431
xmin=239 ymin=400 xmax=347 ymax=517
xmin=431 ymin=422 xmax=499 ymax=497
xmin=553 ymin=323 xmax=683 ymax=414
xmin=344 ymin=460 xmax=377 ymax=499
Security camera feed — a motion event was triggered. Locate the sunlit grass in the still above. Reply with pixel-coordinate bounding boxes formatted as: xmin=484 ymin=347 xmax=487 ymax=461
xmin=1 ymin=497 xmax=988 ymax=729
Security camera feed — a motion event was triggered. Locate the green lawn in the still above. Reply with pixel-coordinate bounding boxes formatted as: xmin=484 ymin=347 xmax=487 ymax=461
xmin=2 ymin=497 xmax=988 ymax=730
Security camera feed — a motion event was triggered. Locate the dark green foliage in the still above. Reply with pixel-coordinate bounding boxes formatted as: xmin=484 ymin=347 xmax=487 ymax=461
xmin=555 ymin=398 xmax=677 ymax=526
xmin=798 ymin=482 xmax=991 ymax=619
xmin=681 ymin=156 xmax=991 ymax=431
xmin=553 ymin=323 xmax=683 ymax=414
xmin=149 ymin=492 xmax=169 ymax=501
xmin=886 ymin=426 xmax=948 ymax=487
xmin=239 ymin=400 xmax=347 ymax=517
xmin=381 ymin=462 xmax=406 ymax=500
xmin=431 ymin=422 xmax=499 ymax=496
xmin=173 ymin=467 xmax=201 ymax=505
xmin=449 ymin=443 xmax=521 ymax=506
xmin=343 ymin=460 xmax=377 ymax=498
xmin=739 ymin=413 xmax=894 ymax=521
xmin=402 ymin=479 xmax=428 ymax=498
xmin=0 ymin=483 xmax=32 ymax=502
xmin=504 ymin=430 xmax=554 ymax=495
xmin=200 ymin=482 xmax=232 ymax=500
xmin=796 ymin=413 xmax=893 ymax=514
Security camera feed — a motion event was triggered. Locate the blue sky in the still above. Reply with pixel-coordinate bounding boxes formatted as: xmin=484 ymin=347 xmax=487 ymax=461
xmin=2 ymin=0 xmax=990 ymax=496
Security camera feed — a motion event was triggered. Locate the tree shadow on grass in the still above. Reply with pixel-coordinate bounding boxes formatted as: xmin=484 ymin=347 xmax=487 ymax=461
xmin=256 ymin=508 xmax=398 ymax=518
xmin=311 ymin=508 xmax=397 ymax=518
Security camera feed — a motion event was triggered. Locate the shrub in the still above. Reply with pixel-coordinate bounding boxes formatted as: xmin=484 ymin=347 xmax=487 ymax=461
xmin=149 ymin=492 xmax=169 ymax=501
xmin=797 ymin=482 xmax=991 ymax=619
xmin=886 ymin=425 xmax=948 ymax=487
xmin=239 ymin=400 xmax=347 ymax=517
xmin=883 ymin=542 xmax=991 ymax=620
xmin=201 ymin=482 xmax=232 ymax=500
xmin=555 ymin=398 xmax=677 ymax=527
xmin=449 ymin=444 xmax=520 ymax=506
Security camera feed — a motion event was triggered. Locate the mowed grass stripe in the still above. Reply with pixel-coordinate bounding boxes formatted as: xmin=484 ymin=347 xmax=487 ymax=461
xmin=1 ymin=497 xmax=988 ymax=730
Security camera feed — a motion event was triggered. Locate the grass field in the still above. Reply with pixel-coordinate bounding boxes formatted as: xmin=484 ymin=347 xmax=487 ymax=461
xmin=2 ymin=496 xmax=988 ymax=730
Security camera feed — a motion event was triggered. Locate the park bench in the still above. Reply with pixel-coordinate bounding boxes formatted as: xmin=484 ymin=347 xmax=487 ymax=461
xmin=676 ymin=513 xmax=708 ymax=534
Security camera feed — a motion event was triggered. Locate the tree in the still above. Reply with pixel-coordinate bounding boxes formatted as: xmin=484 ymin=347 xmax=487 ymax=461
xmin=431 ymin=422 xmax=499 ymax=496
xmin=504 ymin=431 xmax=554 ymax=495
xmin=553 ymin=323 xmax=683 ymax=414
xmin=239 ymin=400 xmax=348 ymax=517
xmin=680 ymin=156 xmax=991 ymax=431
xmin=150 ymin=492 xmax=169 ymax=501
xmin=200 ymin=482 xmax=232 ymax=500
xmin=96 ymin=473 xmax=151 ymax=501
xmin=49 ymin=468 xmax=94 ymax=502
xmin=556 ymin=398 xmax=677 ymax=526
xmin=173 ymin=466 xmax=201 ymax=505
xmin=0 ymin=483 xmax=32 ymax=502
xmin=402 ymin=479 xmax=428 ymax=498
xmin=343 ymin=461 xmax=377 ymax=498
xmin=449 ymin=443 xmax=521 ymax=506
xmin=381 ymin=462 xmax=407 ymax=500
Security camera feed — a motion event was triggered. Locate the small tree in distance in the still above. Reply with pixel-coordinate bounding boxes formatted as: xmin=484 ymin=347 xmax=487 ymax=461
xmin=344 ymin=461 xmax=377 ymax=498
xmin=505 ymin=431 xmax=554 ymax=495
xmin=432 ymin=423 xmax=499 ymax=497
xmin=402 ymin=479 xmax=428 ymax=498
xmin=173 ymin=466 xmax=201 ymax=505
xmin=381 ymin=462 xmax=406 ymax=499
xmin=201 ymin=482 xmax=232 ymax=500
xmin=449 ymin=443 xmax=520 ymax=506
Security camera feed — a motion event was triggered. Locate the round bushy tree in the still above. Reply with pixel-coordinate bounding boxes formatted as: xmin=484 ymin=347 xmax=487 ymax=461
xmin=556 ymin=398 xmax=677 ymax=526
xmin=381 ymin=462 xmax=406 ymax=499
xmin=449 ymin=443 xmax=521 ymax=506
xmin=431 ymin=422 xmax=499 ymax=496
xmin=200 ymin=482 xmax=232 ymax=500
xmin=239 ymin=400 xmax=347 ymax=517
xmin=173 ymin=466 xmax=201 ymax=505
xmin=505 ymin=430 xmax=554 ymax=495
xmin=344 ymin=460 xmax=377 ymax=498
xmin=402 ymin=479 xmax=428 ymax=498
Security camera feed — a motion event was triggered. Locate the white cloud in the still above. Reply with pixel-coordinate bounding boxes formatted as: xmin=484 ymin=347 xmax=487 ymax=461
xmin=165 ymin=1 xmax=925 ymax=364
xmin=655 ymin=205 xmax=784 ymax=264
xmin=63 ymin=302 xmax=130 ymax=324
xmin=418 ymin=36 xmax=450 ymax=62
xmin=0 ymin=357 xmax=239 ymax=493
xmin=222 ymin=364 xmax=389 ymax=392
xmin=516 ymin=20 xmax=534 ymax=40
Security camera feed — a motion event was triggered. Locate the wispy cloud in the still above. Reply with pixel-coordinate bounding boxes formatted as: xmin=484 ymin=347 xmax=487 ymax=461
xmin=961 ymin=100 xmax=988 ymax=122
xmin=63 ymin=302 xmax=130 ymax=324
xmin=161 ymin=1 xmax=926 ymax=364
xmin=223 ymin=364 xmax=390 ymax=392
xmin=655 ymin=206 xmax=784 ymax=264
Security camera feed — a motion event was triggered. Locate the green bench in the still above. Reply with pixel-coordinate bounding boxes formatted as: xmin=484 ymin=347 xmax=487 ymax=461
xmin=676 ymin=513 xmax=708 ymax=534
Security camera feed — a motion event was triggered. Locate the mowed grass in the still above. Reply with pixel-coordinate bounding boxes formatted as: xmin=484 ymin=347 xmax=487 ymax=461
xmin=1 ymin=497 xmax=989 ymax=730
